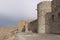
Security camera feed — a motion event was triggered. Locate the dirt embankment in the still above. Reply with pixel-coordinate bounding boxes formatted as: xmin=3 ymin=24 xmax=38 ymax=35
xmin=0 ymin=27 xmax=17 ymax=40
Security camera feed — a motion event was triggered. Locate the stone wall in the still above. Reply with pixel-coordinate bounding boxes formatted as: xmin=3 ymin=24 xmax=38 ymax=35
xmin=37 ymin=0 xmax=60 ymax=34
xmin=53 ymin=0 xmax=60 ymax=7
xmin=28 ymin=19 xmax=38 ymax=33
xmin=51 ymin=0 xmax=60 ymax=33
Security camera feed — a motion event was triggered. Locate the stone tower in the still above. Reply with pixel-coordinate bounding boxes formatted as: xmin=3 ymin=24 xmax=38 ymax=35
xmin=37 ymin=1 xmax=52 ymax=33
xmin=37 ymin=0 xmax=60 ymax=34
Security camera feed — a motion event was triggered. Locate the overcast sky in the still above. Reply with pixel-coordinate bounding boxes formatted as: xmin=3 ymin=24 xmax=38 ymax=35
xmin=0 ymin=0 xmax=52 ymax=27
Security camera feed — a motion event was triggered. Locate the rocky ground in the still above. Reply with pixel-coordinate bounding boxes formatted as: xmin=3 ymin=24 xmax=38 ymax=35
xmin=16 ymin=33 xmax=60 ymax=40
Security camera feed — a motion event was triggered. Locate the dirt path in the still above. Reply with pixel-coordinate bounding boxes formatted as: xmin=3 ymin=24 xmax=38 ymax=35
xmin=16 ymin=33 xmax=60 ymax=40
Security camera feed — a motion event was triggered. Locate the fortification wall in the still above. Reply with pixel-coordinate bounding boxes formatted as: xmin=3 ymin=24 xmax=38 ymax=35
xmin=28 ymin=19 xmax=38 ymax=33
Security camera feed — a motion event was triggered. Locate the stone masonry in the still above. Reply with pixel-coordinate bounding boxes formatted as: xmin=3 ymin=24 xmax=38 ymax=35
xmin=28 ymin=19 xmax=38 ymax=33
xmin=37 ymin=0 xmax=60 ymax=34
xmin=51 ymin=0 xmax=60 ymax=33
xmin=37 ymin=1 xmax=52 ymax=33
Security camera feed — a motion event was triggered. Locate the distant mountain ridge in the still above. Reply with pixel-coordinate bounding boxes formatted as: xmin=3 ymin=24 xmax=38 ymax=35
xmin=0 ymin=17 xmax=18 ymax=27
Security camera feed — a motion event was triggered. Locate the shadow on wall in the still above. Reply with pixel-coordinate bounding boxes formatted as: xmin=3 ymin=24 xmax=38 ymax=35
xmin=28 ymin=20 xmax=38 ymax=33
xmin=45 ymin=12 xmax=58 ymax=34
xmin=45 ymin=12 xmax=53 ymax=34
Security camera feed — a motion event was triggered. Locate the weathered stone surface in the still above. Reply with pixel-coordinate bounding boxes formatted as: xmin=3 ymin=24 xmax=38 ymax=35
xmin=18 ymin=21 xmax=26 ymax=32
xmin=37 ymin=1 xmax=52 ymax=33
xmin=51 ymin=0 xmax=60 ymax=33
xmin=53 ymin=0 xmax=60 ymax=7
xmin=28 ymin=19 xmax=38 ymax=33
xmin=18 ymin=21 xmax=29 ymax=32
xmin=37 ymin=0 xmax=60 ymax=34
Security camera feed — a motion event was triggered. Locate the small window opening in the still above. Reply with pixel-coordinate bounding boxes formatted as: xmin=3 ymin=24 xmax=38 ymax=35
xmin=58 ymin=13 xmax=60 ymax=22
xmin=52 ymin=15 xmax=54 ymax=21
xmin=58 ymin=13 xmax=60 ymax=18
